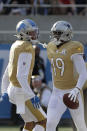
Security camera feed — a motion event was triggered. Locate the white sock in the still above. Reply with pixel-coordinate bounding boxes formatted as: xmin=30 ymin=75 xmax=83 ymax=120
xmin=22 ymin=128 xmax=28 ymax=131
xmin=33 ymin=125 xmax=45 ymax=131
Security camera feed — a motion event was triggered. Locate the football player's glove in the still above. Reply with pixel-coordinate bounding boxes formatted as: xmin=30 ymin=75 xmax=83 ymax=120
xmin=0 ymin=93 xmax=9 ymax=101
xmin=39 ymin=42 xmax=47 ymax=48
xmin=0 ymin=94 xmax=2 ymax=101
xmin=30 ymin=95 xmax=40 ymax=109
xmin=68 ymin=87 xmax=80 ymax=102
xmin=63 ymin=93 xmax=79 ymax=109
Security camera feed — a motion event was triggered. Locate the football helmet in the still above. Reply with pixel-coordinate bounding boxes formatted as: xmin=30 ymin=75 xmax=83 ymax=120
xmin=50 ymin=21 xmax=73 ymax=46
xmin=16 ymin=19 xmax=39 ymax=44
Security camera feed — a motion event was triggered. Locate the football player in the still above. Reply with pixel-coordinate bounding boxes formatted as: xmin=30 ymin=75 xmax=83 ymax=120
xmin=1 ymin=19 xmax=46 ymax=131
xmin=44 ymin=21 xmax=87 ymax=131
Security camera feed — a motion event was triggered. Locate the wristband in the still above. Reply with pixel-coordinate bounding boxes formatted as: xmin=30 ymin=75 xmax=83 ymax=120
xmin=76 ymin=87 xmax=80 ymax=91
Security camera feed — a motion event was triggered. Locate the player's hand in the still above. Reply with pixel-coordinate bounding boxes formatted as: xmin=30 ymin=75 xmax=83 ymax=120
xmin=0 ymin=93 xmax=9 ymax=101
xmin=30 ymin=95 xmax=40 ymax=109
xmin=39 ymin=43 xmax=47 ymax=48
xmin=43 ymin=43 xmax=47 ymax=48
xmin=68 ymin=87 xmax=80 ymax=102
xmin=0 ymin=94 xmax=3 ymax=101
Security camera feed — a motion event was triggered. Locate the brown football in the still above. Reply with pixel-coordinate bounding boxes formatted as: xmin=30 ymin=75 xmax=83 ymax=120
xmin=63 ymin=93 xmax=79 ymax=109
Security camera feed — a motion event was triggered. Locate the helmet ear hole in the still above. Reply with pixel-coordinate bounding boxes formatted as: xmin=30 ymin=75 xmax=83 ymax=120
xmin=66 ymin=34 xmax=69 ymax=36
xmin=20 ymin=33 xmax=23 ymax=36
xmin=26 ymin=32 xmax=28 ymax=35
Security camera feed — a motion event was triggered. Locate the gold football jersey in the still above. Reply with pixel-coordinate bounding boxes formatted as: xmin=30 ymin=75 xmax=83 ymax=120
xmin=47 ymin=41 xmax=84 ymax=90
xmin=8 ymin=40 xmax=35 ymax=88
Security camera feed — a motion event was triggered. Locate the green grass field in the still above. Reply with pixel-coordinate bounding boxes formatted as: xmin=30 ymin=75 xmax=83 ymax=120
xmin=59 ymin=128 xmax=73 ymax=131
xmin=0 ymin=126 xmax=73 ymax=131
xmin=0 ymin=126 xmax=19 ymax=131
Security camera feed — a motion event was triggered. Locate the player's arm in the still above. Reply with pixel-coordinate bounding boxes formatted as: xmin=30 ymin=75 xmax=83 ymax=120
xmin=17 ymin=52 xmax=40 ymax=109
xmin=1 ymin=65 xmax=9 ymax=95
xmin=38 ymin=42 xmax=47 ymax=48
xmin=16 ymin=52 xmax=35 ymax=99
xmin=72 ymin=54 xmax=87 ymax=89
xmin=69 ymin=54 xmax=87 ymax=102
xmin=0 ymin=65 xmax=9 ymax=101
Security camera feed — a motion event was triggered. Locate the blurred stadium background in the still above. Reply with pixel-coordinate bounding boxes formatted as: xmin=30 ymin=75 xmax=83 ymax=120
xmin=0 ymin=1 xmax=87 ymax=131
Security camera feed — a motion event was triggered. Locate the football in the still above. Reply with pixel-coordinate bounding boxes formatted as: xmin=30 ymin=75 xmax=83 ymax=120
xmin=63 ymin=93 xmax=79 ymax=109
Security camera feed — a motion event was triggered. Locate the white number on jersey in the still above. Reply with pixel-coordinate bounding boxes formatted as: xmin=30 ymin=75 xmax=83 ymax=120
xmin=51 ymin=58 xmax=64 ymax=76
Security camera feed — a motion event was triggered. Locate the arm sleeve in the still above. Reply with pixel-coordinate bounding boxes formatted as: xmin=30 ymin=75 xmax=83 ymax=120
xmin=1 ymin=65 xmax=9 ymax=94
xmin=16 ymin=52 xmax=35 ymax=99
xmin=72 ymin=54 xmax=87 ymax=89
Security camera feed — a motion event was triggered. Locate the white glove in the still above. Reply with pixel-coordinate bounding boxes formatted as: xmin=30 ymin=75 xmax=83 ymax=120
xmin=43 ymin=43 xmax=47 ymax=48
xmin=39 ymin=43 xmax=47 ymax=48
xmin=0 ymin=94 xmax=3 ymax=101
xmin=68 ymin=87 xmax=80 ymax=102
